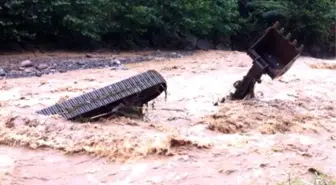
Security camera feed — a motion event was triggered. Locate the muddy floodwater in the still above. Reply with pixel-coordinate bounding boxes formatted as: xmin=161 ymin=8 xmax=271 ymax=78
xmin=0 ymin=50 xmax=336 ymax=185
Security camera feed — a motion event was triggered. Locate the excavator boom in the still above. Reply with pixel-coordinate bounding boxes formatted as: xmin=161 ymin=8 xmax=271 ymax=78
xmin=225 ymin=21 xmax=304 ymax=101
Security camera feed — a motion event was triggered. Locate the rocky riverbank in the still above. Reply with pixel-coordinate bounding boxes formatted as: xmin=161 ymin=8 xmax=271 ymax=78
xmin=0 ymin=51 xmax=193 ymax=79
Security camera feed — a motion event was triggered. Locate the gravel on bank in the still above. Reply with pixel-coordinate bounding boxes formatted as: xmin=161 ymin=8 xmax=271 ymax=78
xmin=0 ymin=51 xmax=194 ymax=79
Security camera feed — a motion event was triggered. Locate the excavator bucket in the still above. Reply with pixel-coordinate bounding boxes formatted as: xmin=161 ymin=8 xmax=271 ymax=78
xmin=247 ymin=21 xmax=304 ymax=79
xmin=222 ymin=21 xmax=304 ymax=101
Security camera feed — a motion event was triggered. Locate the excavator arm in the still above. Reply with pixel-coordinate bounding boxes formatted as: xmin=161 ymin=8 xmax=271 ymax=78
xmin=223 ymin=21 xmax=304 ymax=101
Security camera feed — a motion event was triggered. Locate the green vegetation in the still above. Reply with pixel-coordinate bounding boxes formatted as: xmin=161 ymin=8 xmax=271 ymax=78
xmin=0 ymin=0 xmax=335 ymax=56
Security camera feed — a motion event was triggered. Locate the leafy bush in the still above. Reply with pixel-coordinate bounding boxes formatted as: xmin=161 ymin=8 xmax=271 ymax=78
xmin=0 ymin=0 xmax=335 ymax=55
xmin=235 ymin=0 xmax=335 ymax=52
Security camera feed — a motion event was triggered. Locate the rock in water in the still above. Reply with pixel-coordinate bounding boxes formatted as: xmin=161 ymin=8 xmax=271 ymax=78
xmin=0 ymin=68 xmax=6 ymax=76
xmin=24 ymin=67 xmax=37 ymax=73
xmin=36 ymin=63 xmax=48 ymax=70
xmin=77 ymin=61 xmax=86 ymax=65
xmin=110 ymin=59 xmax=121 ymax=66
xmin=20 ymin=60 xmax=33 ymax=67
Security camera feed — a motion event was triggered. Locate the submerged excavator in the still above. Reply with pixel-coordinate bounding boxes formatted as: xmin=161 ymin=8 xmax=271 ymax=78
xmin=36 ymin=21 xmax=304 ymax=121
xmin=221 ymin=21 xmax=304 ymax=102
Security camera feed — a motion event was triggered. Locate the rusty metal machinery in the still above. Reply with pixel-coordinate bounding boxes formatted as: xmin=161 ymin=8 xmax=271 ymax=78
xmin=36 ymin=70 xmax=167 ymax=121
xmin=224 ymin=21 xmax=304 ymax=101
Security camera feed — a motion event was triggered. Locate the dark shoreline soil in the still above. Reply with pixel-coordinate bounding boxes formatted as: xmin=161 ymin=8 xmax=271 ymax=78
xmin=0 ymin=50 xmax=194 ymax=79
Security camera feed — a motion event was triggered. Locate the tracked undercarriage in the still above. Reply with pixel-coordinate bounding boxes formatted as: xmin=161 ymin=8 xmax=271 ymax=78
xmin=36 ymin=70 xmax=167 ymax=121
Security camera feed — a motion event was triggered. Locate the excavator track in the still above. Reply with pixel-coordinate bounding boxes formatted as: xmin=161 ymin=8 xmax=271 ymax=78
xmin=36 ymin=70 xmax=167 ymax=120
